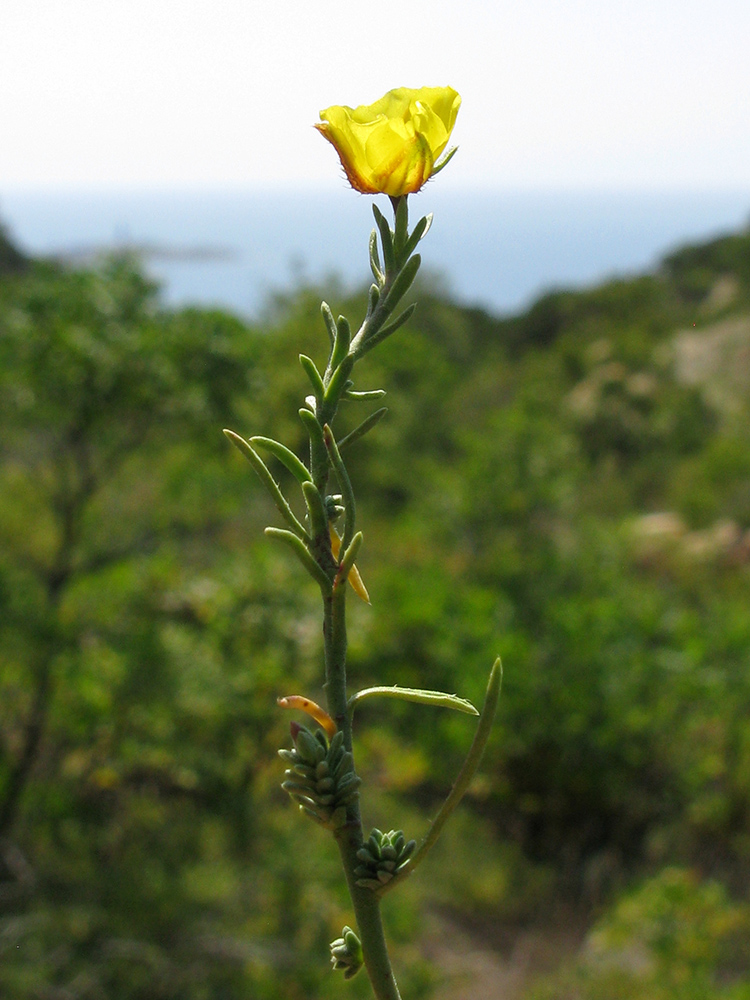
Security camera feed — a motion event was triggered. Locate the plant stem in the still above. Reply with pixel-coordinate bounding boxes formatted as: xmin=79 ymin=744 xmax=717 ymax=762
xmin=324 ymin=585 xmax=402 ymax=1000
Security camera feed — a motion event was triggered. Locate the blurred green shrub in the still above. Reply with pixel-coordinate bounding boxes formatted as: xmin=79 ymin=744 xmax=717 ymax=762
xmin=1 ymin=221 xmax=750 ymax=995
xmin=528 ymin=868 xmax=750 ymax=999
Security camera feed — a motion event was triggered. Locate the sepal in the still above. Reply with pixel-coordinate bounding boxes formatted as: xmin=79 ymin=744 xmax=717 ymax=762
xmin=431 ymin=145 xmax=458 ymax=175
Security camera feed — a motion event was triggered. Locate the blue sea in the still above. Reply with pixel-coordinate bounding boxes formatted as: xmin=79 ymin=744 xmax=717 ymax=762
xmin=2 ymin=188 xmax=749 ymax=319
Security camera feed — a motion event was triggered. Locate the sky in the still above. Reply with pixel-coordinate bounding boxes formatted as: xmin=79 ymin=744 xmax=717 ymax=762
xmin=1 ymin=0 xmax=749 ymax=191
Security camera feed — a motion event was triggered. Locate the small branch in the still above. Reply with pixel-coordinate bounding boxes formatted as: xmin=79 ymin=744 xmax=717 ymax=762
xmin=378 ymin=658 xmax=502 ymax=898
xmin=0 ymin=646 xmax=56 ymax=838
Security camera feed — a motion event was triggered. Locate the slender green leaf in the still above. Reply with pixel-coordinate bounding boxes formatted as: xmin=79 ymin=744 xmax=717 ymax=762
xmin=264 ymin=527 xmax=332 ymax=591
xmin=401 ymin=214 xmax=432 ymax=261
xmin=383 ymin=254 xmax=420 ymax=311
xmin=372 ymin=204 xmax=395 ymax=274
xmin=348 ymin=686 xmax=479 ymax=716
xmin=250 ymin=435 xmax=312 ymax=484
xmin=369 ymin=229 xmax=384 ymax=285
xmin=300 ymin=354 xmax=325 ymax=400
xmin=328 ymin=316 xmax=351 ymax=376
xmin=365 ymin=283 xmax=380 ymax=320
xmin=223 ymin=429 xmax=309 ymax=541
xmin=338 ymin=407 xmax=388 ymax=451
xmin=343 ymin=388 xmax=387 ymax=402
xmin=354 ymin=303 xmax=416 ymax=359
xmin=324 ymin=354 xmax=355 ymax=407
xmin=335 ymin=531 xmax=363 ymax=592
xmin=301 ymin=480 xmax=329 ymax=538
xmin=298 ymin=407 xmax=324 ymax=447
xmin=321 ymin=301 xmax=337 ymax=347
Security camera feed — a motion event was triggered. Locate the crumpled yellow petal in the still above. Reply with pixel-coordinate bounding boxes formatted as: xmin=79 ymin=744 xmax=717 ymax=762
xmin=316 ymin=86 xmax=461 ymax=197
xmin=277 ymin=695 xmax=337 ymax=739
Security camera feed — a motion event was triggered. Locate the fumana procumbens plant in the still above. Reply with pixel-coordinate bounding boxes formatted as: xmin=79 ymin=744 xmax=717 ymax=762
xmin=225 ymin=86 xmax=501 ymax=1000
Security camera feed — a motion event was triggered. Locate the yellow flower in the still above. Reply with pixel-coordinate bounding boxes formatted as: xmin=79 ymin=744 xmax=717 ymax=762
xmin=316 ymin=86 xmax=461 ymax=197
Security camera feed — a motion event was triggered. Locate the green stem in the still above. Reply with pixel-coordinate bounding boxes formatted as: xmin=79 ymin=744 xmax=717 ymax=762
xmin=324 ymin=586 xmax=402 ymax=1000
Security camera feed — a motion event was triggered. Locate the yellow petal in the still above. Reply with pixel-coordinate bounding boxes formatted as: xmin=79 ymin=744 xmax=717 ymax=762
xmin=277 ymin=695 xmax=337 ymax=739
xmin=317 ymin=86 xmax=461 ymax=197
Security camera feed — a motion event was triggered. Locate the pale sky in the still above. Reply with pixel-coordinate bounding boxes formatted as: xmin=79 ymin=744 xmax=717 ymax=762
xmin=1 ymin=0 xmax=749 ymax=190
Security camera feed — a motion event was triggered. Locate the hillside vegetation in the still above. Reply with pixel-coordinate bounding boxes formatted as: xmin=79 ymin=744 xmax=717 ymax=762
xmin=1 ymin=216 xmax=750 ymax=999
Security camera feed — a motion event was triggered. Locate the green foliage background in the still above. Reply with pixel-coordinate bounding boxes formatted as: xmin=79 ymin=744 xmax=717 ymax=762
xmin=1 ymin=217 xmax=750 ymax=998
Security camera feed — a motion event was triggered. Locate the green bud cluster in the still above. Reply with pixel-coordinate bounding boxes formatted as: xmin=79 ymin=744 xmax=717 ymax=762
xmin=279 ymin=726 xmax=361 ymax=829
xmin=354 ymin=828 xmax=416 ymax=890
xmin=329 ymin=925 xmax=363 ymax=980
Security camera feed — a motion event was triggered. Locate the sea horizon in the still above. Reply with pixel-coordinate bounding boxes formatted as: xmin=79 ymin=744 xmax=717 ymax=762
xmin=2 ymin=185 xmax=749 ymax=320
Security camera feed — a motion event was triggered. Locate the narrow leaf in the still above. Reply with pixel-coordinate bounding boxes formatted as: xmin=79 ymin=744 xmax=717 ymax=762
xmin=369 ymin=229 xmax=384 ymax=285
xmin=264 ymin=527 xmax=332 ymax=591
xmin=298 ymin=407 xmax=324 ymax=448
xmin=349 ymin=686 xmax=479 ymax=716
xmin=224 ymin=430 xmax=309 ymax=541
xmin=343 ymin=388 xmax=386 ymax=401
xmin=321 ymin=301 xmax=337 ymax=347
xmin=328 ymin=315 xmax=351 ymax=376
xmin=324 ymin=354 xmax=355 ymax=407
xmin=334 ymin=531 xmax=364 ymax=594
xmin=250 ymin=436 xmax=312 ymax=484
xmin=383 ymin=253 xmax=420 ymax=311
xmin=277 ymin=695 xmax=337 ymax=738
xmin=338 ymin=407 xmax=388 ymax=451
xmin=300 ymin=354 xmax=325 ymax=400
xmin=354 ymin=303 xmax=416 ymax=359
xmin=372 ymin=204 xmax=395 ymax=274
xmin=401 ymin=213 xmax=432 ymax=261
xmin=365 ymin=283 xmax=380 ymax=319
xmin=330 ymin=526 xmax=370 ymax=603
xmin=301 ymin=479 xmax=328 ymax=537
